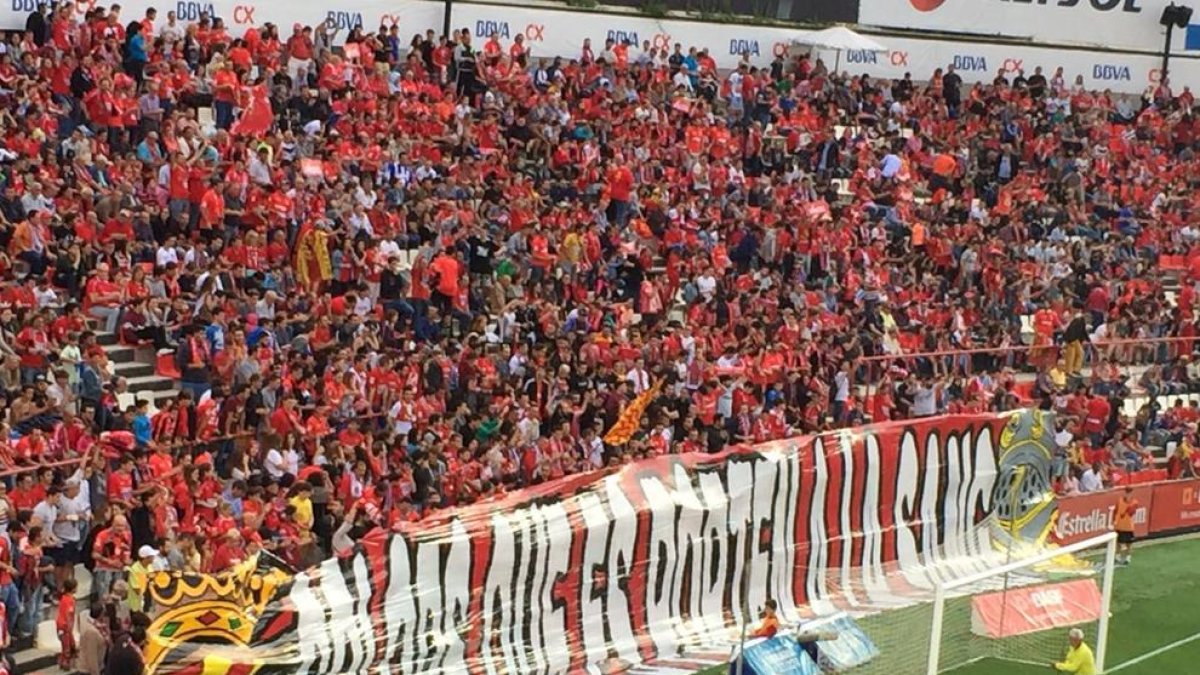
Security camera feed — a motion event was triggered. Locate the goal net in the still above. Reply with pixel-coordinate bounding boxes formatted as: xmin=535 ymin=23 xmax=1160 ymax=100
xmin=924 ymin=531 xmax=1117 ymax=674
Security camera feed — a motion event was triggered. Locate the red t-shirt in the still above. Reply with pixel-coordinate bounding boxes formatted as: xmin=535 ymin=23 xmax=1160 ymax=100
xmin=92 ymin=528 xmax=132 ymax=571
xmin=107 ymin=471 xmax=134 ymax=505
xmin=1084 ymin=397 xmax=1111 ymax=434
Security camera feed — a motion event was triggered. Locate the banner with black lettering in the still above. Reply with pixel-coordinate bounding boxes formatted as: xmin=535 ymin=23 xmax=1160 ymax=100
xmin=147 ymin=411 xmax=1077 ymax=675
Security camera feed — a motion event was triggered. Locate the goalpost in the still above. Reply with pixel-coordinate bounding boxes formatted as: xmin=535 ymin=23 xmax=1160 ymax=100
xmin=926 ymin=531 xmax=1117 ymax=675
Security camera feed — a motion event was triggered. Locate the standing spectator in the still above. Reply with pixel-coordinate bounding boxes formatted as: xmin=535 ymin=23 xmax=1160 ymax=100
xmin=1063 ymin=309 xmax=1089 ymax=377
xmin=176 ymin=325 xmax=211 ymax=401
xmin=76 ymin=602 xmax=108 ymax=675
xmin=123 ymin=21 xmax=147 ymax=86
xmin=285 ymin=24 xmax=315 ymax=85
xmin=52 ymin=480 xmax=87 ymax=591
xmin=90 ymin=516 xmax=131 ymax=602
xmin=0 ymin=535 xmax=16 ymax=640
xmin=56 ymin=577 xmax=78 ymax=670
xmin=17 ymin=526 xmax=52 ymax=638
xmin=106 ymin=624 xmax=146 ymax=675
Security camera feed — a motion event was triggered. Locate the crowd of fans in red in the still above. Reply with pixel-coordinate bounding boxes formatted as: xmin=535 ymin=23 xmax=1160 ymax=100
xmin=0 ymin=0 xmax=1197 ymax=667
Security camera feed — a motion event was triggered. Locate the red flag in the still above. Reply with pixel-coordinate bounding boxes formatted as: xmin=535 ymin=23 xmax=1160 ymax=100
xmin=231 ymin=84 xmax=273 ymax=137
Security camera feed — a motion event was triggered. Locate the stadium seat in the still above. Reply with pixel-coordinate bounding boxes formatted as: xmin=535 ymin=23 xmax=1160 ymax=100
xmin=156 ymin=350 xmax=181 ymax=379
xmin=1160 ymin=255 xmax=1187 ymax=271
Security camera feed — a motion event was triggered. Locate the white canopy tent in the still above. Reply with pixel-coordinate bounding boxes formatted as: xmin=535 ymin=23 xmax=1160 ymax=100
xmin=791 ymin=26 xmax=888 ymax=74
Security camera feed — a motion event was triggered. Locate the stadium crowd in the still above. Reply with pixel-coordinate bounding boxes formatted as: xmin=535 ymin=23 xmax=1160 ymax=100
xmin=0 ymin=0 xmax=1197 ymax=669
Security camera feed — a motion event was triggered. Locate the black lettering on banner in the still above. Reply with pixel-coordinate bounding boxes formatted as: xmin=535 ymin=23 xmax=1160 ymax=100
xmin=504 ymin=509 xmax=528 ymax=672
xmin=226 ymin=416 xmax=1029 ymax=675
xmin=808 ymin=437 xmax=831 ymax=612
xmin=922 ymin=430 xmax=946 ymax=585
xmin=832 ymin=434 xmax=855 ymax=609
xmin=725 ymin=461 xmax=753 ymax=627
xmin=481 ymin=512 xmax=515 ymax=671
xmin=672 ymin=467 xmax=707 ymax=647
xmin=749 ymin=456 xmax=777 ymax=618
xmin=526 ymin=506 xmax=549 ymax=673
xmin=968 ymin=426 xmax=998 ymax=530
xmin=603 ymin=476 xmax=642 ymax=666
xmin=438 ymin=522 xmax=471 ymax=671
xmin=698 ymin=470 xmax=727 ymax=636
xmin=844 ymin=435 xmax=865 ymax=603
xmin=578 ymin=492 xmax=610 ymax=667
xmin=762 ymin=450 xmax=785 ymax=616
xmin=895 ymin=430 xmax=925 ymax=592
xmin=860 ymin=434 xmax=887 ymax=603
xmin=516 ymin=510 xmax=537 ymax=673
xmin=308 ymin=563 xmax=340 ymax=673
xmin=334 ymin=555 xmax=366 ymax=673
xmin=639 ymin=476 xmax=677 ymax=655
xmin=381 ymin=535 xmax=412 ymax=668
xmin=946 ymin=431 xmax=975 ymax=575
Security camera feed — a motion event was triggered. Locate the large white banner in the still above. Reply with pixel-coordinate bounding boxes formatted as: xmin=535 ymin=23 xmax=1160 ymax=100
xmin=146 ymin=413 xmax=1019 ymax=674
xmin=858 ymin=0 xmax=1187 ymax=54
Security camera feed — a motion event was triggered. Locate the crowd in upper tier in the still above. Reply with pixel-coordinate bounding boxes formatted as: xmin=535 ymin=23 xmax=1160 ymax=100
xmin=0 ymin=2 xmax=1199 ymax=669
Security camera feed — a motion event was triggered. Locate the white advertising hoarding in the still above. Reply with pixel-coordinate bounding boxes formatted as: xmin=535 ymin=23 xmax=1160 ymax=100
xmin=0 ymin=0 xmax=1195 ymax=94
xmin=858 ymin=0 xmax=1189 ymax=53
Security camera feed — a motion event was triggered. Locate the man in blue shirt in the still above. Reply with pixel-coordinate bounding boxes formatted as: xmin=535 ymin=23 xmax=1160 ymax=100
xmin=132 ymin=399 xmax=152 ymax=446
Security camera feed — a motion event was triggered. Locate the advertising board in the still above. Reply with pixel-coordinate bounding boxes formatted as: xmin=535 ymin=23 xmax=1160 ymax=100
xmin=858 ymin=0 xmax=1189 ymax=54
xmin=2 ymin=0 xmax=1197 ymax=93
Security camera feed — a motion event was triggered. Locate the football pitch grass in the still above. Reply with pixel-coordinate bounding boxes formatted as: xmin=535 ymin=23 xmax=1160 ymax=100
xmin=697 ymin=535 xmax=1200 ymax=675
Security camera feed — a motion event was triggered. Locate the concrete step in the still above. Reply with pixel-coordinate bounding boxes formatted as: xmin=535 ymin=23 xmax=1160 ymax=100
xmin=102 ymin=343 xmax=136 ymax=364
xmin=10 ymin=568 xmax=92 ymax=672
xmin=113 ymin=360 xmax=156 ymax=379
xmin=126 ymin=374 xmax=177 ymax=393
xmin=95 ymin=331 xmax=118 ymax=346
xmin=12 ymin=643 xmax=58 ymax=673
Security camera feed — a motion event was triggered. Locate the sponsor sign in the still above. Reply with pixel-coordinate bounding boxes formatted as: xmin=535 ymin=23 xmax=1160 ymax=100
xmin=1056 ymin=478 xmax=1200 ymax=544
xmin=1054 ymin=485 xmax=1152 ymax=545
xmin=1147 ymin=478 xmax=1200 ymax=533
xmin=232 ymin=3 xmax=256 ymax=24
xmin=1 ymin=0 xmax=1199 ymax=92
xmin=970 ymin=579 xmax=1103 ymax=638
xmin=858 ymin=0 xmax=1188 ymax=54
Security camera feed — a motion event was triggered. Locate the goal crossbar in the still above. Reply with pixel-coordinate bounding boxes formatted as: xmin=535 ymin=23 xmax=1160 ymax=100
xmin=926 ymin=532 xmax=1117 ymax=675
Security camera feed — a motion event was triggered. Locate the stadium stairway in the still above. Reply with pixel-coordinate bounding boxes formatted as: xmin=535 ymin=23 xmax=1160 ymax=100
xmin=95 ymin=327 xmax=179 ymax=413
xmin=9 ymin=567 xmax=92 ymax=674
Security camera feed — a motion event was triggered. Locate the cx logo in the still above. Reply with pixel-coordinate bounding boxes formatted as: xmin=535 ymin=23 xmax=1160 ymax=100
xmin=379 ymin=13 xmax=400 ymax=27
xmin=890 ymin=51 xmax=909 ymax=66
xmin=233 ymin=4 xmax=256 ymax=24
xmin=773 ymin=42 xmax=790 ymax=58
xmin=1002 ymin=58 xmax=1024 ymax=72
xmin=524 ymin=23 xmax=544 ymax=41
xmin=651 ymin=33 xmax=672 ymax=51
